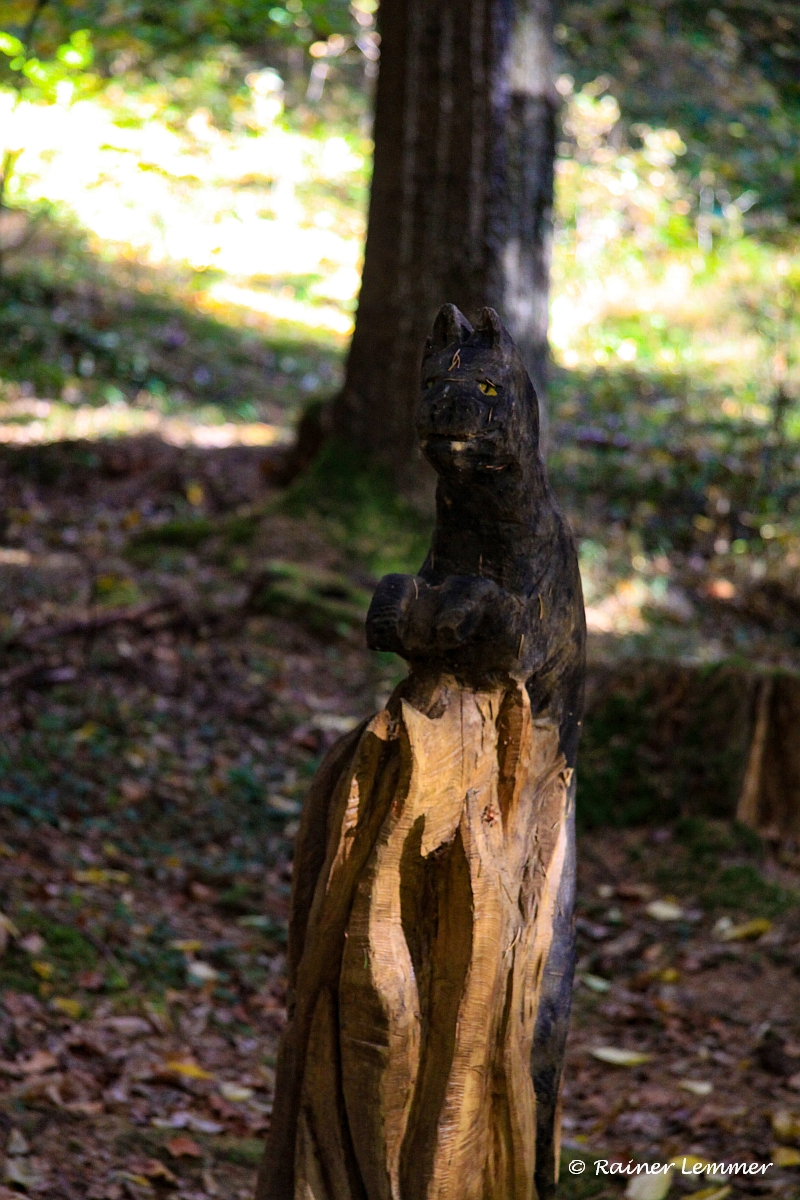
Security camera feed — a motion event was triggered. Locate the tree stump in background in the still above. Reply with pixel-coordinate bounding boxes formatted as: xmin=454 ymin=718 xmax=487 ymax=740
xmin=256 ymin=306 xmax=585 ymax=1200
xmin=737 ymin=674 xmax=800 ymax=843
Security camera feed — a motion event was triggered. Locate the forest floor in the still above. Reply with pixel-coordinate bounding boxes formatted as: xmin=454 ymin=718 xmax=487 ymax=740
xmin=0 ymin=435 xmax=798 ymax=1200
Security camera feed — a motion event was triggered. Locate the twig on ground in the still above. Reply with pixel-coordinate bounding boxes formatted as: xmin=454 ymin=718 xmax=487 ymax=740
xmin=6 ymin=598 xmax=180 ymax=649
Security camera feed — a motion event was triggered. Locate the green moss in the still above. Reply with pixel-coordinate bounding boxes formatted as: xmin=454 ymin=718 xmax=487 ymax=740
xmin=222 ymin=513 xmax=261 ymax=546
xmin=0 ymin=917 xmax=97 ymax=993
xmin=249 ymin=559 xmax=371 ymax=638
xmin=650 ymin=817 xmax=800 ymax=918
xmin=215 ymin=1137 xmax=265 ymax=1167
xmin=707 ymin=864 xmax=796 ymax=918
xmin=576 ymin=665 xmax=757 ymax=830
xmin=577 ymin=690 xmax=667 ymax=828
xmin=128 ymin=517 xmax=214 ymax=552
xmin=281 ymin=438 xmax=432 ymax=576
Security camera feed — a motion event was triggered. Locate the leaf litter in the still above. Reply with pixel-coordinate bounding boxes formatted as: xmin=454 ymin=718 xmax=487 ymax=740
xmin=565 ymin=824 xmax=800 ymax=1197
xmin=0 ymin=442 xmax=799 ymax=1195
xmin=0 ymin=437 xmax=392 ymax=1198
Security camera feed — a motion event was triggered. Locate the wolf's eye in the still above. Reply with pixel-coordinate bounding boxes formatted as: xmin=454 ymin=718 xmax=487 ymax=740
xmin=478 ymin=380 xmax=498 ymax=396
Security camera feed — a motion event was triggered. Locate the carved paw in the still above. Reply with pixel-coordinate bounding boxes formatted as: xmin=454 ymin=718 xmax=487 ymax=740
xmin=432 ymin=576 xmax=502 ymax=650
xmin=365 ymin=574 xmax=423 ymax=654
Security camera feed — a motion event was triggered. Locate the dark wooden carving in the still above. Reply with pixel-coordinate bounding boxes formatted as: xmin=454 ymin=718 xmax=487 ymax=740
xmin=256 ymin=305 xmax=586 ymax=1200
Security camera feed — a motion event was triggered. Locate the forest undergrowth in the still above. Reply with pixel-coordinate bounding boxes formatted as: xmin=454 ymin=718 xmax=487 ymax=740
xmin=1 ymin=53 xmax=800 ymax=1200
xmin=0 ymin=425 xmax=798 ymax=1197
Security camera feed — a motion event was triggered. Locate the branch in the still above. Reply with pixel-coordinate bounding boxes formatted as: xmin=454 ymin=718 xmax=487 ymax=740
xmin=5 ymin=597 xmax=180 ymax=649
xmin=22 ymin=0 xmax=50 ymax=52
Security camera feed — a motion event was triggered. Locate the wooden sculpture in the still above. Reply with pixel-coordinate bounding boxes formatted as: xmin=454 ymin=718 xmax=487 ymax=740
xmin=256 ymin=305 xmax=586 ymax=1200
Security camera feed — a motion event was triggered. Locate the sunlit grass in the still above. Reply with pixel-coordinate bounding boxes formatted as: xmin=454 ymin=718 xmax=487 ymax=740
xmin=0 ymin=71 xmax=367 ymax=442
xmin=3 ymin=80 xmax=367 ymax=320
xmin=0 ymin=388 xmax=291 ymax=447
xmin=551 ymin=80 xmax=799 ymax=415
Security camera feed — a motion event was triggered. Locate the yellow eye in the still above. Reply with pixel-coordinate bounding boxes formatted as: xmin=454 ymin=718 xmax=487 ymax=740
xmin=479 ymin=381 xmax=498 ymax=396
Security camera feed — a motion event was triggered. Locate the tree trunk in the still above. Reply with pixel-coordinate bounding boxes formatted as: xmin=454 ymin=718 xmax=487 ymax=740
xmin=257 ymin=306 xmax=585 ymax=1200
xmin=333 ymin=0 xmax=557 ymax=493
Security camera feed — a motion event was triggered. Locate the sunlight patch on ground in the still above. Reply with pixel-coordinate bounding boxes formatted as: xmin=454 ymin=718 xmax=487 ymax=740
xmin=0 ymin=395 xmax=291 ymax=447
xmin=204 ymin=282 xmax=354 ymax=335
xmin=2 ymin=86 xmax=366 ymax=330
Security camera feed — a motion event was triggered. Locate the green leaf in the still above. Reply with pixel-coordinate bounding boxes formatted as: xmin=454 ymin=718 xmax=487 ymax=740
xmin=56 ymin=30 xmax=93 ymax=70
xmin=0 ymin=31 xmax=24 ymax=57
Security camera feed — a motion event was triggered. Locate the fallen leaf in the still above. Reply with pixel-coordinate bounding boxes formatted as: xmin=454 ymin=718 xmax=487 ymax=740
xmin=0 ymin=913 xmax=20 ymax=939
xmin=590 ymin=1046 xmax=651 ymax=1067
xmin=4 ymin=1157 xmax=48 ymax=1191
xmin=104 ymin=1016 xmax=152 ymax=1036
xmin=74 ymin=869 xmax=130 ymax=885
xmin=51 ymin=997 xmax=82 ymax=1020
xmin=19 ymin=1050 xmax=58 ymax=1075
xmin=120 ymin=779 xmax=149 ymax=803
xmin=116 ymin=1172 xmax=153 ymax=1189
xmin=7 ymin=1129 xmax=29 ymax=1156
xmin=187 ymin=961 xmax=219 ymax=983
xmin=311 ymin=714 xmax=359 ymax=734
xmin=685 ymin=1189 xmax=731 ymax=1200
xmin=166 ymin=1136 xmax=203 ymax=1159
xmin=720 ymin=918 xmax=772 ymax=942
xmin=581 ymin=974 xmax=612 ymax=993
xmin=187 ymin=1116 xmax=224 ymax=1134
xmin=142 ymin=1001 xmax=170 ymax=1035
xmin=15 ymin=1074 xmax=64 ymax=1104
xmin=162 ymin=1059 xmax=213 ymax=1081
xmin=77 ymin=970 xmax=105 ymax=990
xmin=601 ymin=929 xmax=643 ymax=959
xmin=74 ymin=722 xmax=99 ymax=742
xmin=646 ymin=900 xmax=684 ymax=921
xmin=625 ymin=1170 xmax=672 ymax=1200
xmin=130 ymin=1159 xmax=178 ymax=1185
xmin=188 ymin=882 xmax=215 ymax=902
xmin=219 ymin=1082 xmax=254 ymax=1102
xmin=679 ymin=1080 xmax=713 ymax=1096
xmin=774 ymin=1147 xmax=800 ymax=1167
xmin=616 ymin=883 xmax=654 ymax=901
xmin=65 ymin=1100 xmax=103 ymax=1115
xmin=169 ymin=939 xmax=203 ymax=953
xmin=706 ymin=579 xmax=736 ymax=600
xmin=19 ymin=933 xmax=45 ymax=955
xmin=31 ymin=960 xmax=53 ymax=980
xmin=772 ymin=1110 xmax=800 ymax=1142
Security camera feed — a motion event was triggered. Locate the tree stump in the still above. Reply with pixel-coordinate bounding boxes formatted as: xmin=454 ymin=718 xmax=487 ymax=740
xmin=256 ymin=306 xmax=586 ymax=1200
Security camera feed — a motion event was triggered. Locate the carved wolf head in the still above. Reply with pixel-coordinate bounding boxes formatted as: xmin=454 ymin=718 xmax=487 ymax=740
xmin=416 ymin=304 xmax=540 ymax=478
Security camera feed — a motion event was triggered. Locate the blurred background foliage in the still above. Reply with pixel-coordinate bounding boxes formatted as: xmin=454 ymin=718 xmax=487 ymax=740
xmin=0 ymin=0 xmax=800 ymax=655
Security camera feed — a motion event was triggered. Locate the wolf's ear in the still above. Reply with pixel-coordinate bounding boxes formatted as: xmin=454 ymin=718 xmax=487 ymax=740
xmin=475 ymin=307 xmax=513 ymax=358
xmin=425 ymin=304 xmax=473 ymax=356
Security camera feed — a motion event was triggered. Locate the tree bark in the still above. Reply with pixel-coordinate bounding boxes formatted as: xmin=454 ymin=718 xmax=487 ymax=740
xmin=257 ymin=306 xmax=584 ymax=1200
xmin=333 ymin=0 xmax=557 ymax=493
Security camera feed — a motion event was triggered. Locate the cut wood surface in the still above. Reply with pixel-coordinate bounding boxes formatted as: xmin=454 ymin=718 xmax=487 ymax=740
xmin=257 ymin=306 xmax=585 ymax=1200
